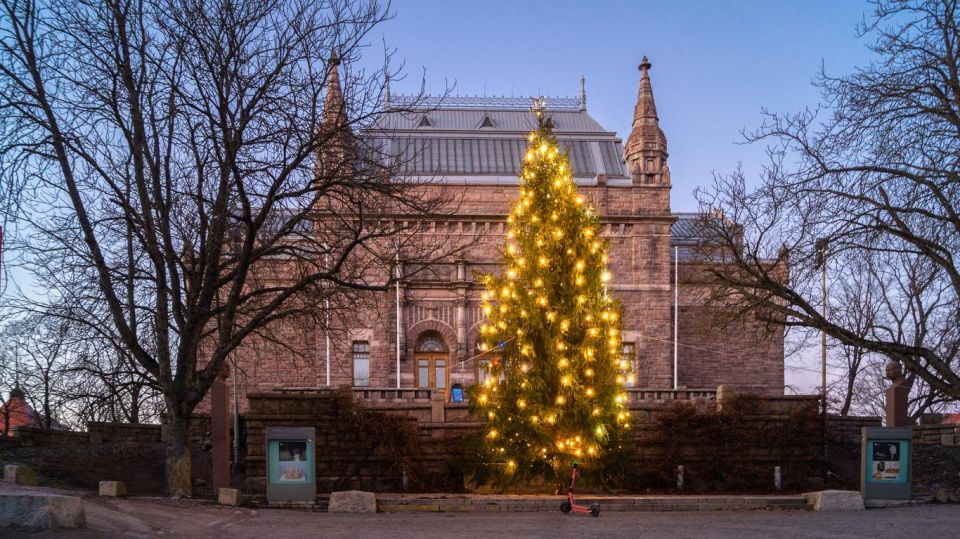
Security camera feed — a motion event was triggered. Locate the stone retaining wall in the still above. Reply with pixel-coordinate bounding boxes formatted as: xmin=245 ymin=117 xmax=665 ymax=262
xmin=914 ymin=424 xmax=959 ymax=446
xmin=244 ymin=388 xmax=827 ymax=496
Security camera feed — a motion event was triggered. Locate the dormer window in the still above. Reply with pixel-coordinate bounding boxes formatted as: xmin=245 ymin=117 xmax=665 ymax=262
xmin=478 ymin=115 xmax=494 ymax=128
xmin=417 ymin=115 xmax=432 ymax=128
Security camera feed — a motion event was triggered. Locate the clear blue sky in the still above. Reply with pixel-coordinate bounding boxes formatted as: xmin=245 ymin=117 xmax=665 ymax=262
xmin=373 ymin=0 xmax=876 ymax=212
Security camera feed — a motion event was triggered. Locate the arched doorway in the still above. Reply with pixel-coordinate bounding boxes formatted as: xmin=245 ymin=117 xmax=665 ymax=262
xmin=414 ymin=333 xmax=449 ymax=392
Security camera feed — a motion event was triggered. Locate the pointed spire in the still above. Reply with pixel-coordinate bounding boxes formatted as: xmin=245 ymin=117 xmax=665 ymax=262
xmin=322 ymin=51 xmax=347 ymax=132
xmin=625 ymin=56 xmax=670 ymax=186
xmin=579 ymin=75 xmax=586 ymax=111
xmin=317 ymin=50 xmax=356 ymax=181
xmin=634 ymin=56 xmax=658 ymax=121
xmin=383 ymin=72 xmax=391 ymax=109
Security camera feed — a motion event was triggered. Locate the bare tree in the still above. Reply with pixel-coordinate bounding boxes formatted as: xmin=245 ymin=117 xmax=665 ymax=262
xmin=825 ymin=251 xmax=882 ymax=416
xmin=0 ymin=313 xmax=70 ymax=429
xmin=695 ymin=0 xmax=960 ymax=403
xmin=0 ymin=308 xmax=163 ymax=430
xmin=0 ymin=0 xmax=464 ymax=496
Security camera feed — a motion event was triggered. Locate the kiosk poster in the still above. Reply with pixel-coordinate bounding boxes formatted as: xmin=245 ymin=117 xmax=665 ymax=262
xmin=870 ymin=441 xmax=902 ymax=482
xmin=278 ymin=440 xmax=308 ymax=482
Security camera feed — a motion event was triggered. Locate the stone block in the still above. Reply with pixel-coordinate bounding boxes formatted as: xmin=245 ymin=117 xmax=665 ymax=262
xmin=934 ymin=488 xmax=960 ymax=504
xmin=4 ymin=464 xmax=38 ymax=485
xmin=802 ymin=490 xmax=864 ymax=511
xmin=98 ymin=481 xmax=127 ymax=497
xmin=328 ymin=490 xmax=377 ymax=513
xmin=0 ymin=494 xmax=86 ymax=529
xmin=218 ymin=488 xmax=244 ymax=506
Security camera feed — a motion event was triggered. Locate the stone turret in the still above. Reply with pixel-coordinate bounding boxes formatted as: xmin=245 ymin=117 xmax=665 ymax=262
xmin=317 ymin=52 xmax=355 ymax=178
xmin=625 ymin=57 xmax=670 ymax=186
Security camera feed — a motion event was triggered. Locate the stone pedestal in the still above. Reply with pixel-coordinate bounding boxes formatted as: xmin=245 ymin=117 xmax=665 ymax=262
xmin=430 ymin=392 xmax=445 ymax=422
xmin=883 ymin=360 xmax=912 ymax=427
xmin=885 ymin=383 xmax=910 ymax=427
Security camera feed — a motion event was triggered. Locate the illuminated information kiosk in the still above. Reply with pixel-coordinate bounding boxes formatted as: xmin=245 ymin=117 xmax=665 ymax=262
xmin=861 ymin=426 xmax=912 ymax=501
xmin=266 ymin=426 xmax=316 ymax=502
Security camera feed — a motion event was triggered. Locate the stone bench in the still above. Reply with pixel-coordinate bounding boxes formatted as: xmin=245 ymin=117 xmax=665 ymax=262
xmin=0 ymin=493 xmax=86 ymax=529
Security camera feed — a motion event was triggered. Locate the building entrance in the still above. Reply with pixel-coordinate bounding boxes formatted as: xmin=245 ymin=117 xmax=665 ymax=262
xmin=414 ymin=334 xmax=449 ymax=393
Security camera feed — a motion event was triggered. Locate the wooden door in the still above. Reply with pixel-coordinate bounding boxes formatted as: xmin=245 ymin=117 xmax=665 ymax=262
xmin=415 ymin=355 xmax=448 ymax=391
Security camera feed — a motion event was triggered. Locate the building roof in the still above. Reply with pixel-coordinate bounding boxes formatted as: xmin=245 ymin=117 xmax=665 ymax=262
xmin=367 ymin=96 xmax=628 ymax=181
xmin=375 ymin=107 xmax=609 ymax=133
xmin=1 ymin=388 xmax=43 ymax=435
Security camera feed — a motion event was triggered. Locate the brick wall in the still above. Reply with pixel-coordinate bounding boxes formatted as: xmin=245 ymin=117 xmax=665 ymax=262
xmin=216 ymin=178 xmax=785 ymax=413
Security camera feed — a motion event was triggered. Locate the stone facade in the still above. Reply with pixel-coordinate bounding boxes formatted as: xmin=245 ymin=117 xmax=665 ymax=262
xmin=218 ymin=58 xmax=785 ymax=413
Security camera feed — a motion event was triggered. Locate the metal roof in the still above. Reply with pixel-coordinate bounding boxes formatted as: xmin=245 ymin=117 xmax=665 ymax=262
xmin=388 ymin=94 xmax=583 ymax=110
xmin=379 ymin=136 xmax=626 ymax=178
xmin=368 ymin=98 xmax=627 ymax=179
xmin=670 ymin=213 xmax=723 ymax=261
xmin=671 ymin=213 xmax=703 ymax=241
xmin=374 ymin=108 xmax=611 ymax=134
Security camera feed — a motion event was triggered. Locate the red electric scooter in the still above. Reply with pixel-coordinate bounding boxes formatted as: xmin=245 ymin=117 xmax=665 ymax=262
xmin=559 ymin=461 xmax=600 ymax=517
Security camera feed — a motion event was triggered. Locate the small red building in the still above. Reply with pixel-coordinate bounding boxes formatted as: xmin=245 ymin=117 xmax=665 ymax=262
xmin=0 ymin=387 xmax=42 ymax=435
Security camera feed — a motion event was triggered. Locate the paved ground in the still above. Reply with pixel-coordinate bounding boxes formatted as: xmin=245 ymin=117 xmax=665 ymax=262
xmin=4 ymin=487 xmax=960 ymax=538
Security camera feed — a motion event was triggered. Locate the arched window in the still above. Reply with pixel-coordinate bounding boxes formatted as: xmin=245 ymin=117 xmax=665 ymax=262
xmin=415 ymin=334 xmax=447 ymax=353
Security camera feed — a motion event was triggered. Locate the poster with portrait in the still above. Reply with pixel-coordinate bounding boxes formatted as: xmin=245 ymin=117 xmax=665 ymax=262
xmin=870 ymin=441 xmax=902 ymax=481
xmin=277 ymin=440 xmax=308 ymax=482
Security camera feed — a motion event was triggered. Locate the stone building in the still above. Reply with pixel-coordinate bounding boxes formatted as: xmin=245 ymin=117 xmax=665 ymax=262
xmin=223 ymin=58 xmax=785 ymax=411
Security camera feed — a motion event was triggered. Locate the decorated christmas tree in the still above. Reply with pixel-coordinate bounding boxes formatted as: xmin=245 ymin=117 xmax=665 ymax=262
xmin=472 ymin=104 xmax=631 ymax=485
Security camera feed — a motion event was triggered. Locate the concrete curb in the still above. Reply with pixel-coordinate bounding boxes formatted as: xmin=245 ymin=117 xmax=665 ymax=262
xmin=376 ymin=495 xmax=807 ymax=513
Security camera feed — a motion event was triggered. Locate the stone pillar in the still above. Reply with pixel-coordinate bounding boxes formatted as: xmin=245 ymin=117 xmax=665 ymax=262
xmin=456 ymin=296 xmax=467 ymax=360
xmin=884 ymin=360 xmax=912 ymax=427
xmin=716 ymin=384 xmax=736 ymax=412
xmin=455 ymin=260 xmax=469 ymax=361
xmin=211 ymin=366 xmax=230 ymax=490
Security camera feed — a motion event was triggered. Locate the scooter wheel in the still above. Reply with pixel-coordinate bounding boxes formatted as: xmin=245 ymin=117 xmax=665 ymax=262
xmin=590 ymin=505 xmax=600 ymax=518
xmin=560 ymin=501 xmax=572 ymax=513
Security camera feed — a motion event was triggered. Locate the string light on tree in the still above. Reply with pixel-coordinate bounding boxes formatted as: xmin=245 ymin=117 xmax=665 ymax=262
xmin=470 ymin=100 xmax=630 ymax=485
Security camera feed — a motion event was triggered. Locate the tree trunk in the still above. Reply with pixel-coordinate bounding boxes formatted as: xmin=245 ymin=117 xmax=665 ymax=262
xmin=129 ymin=385 xmax=141 ymax=424
xmin=43 ymin=378 xmax=53 ymax=429
xmin=165 ymin=411 xmax=192 ymax=497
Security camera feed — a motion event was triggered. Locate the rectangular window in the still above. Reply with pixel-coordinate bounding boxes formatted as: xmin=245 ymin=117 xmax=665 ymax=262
xmin=436 ymin=359 xmax=446 ymax=389
xmin=352 ymin=341 xmax=370 ymax=387
xmin=417 ymin=359 xmax=429 ymax=388
xmin=477 ymin=359 xmax=490 ymax=386
xmin=622 ymin=343 xmax=637 ymax=387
